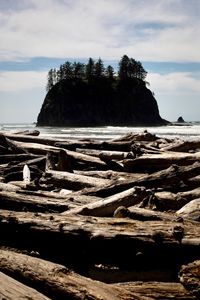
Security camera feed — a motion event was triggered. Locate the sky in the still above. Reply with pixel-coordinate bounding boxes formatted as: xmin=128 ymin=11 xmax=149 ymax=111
xmin=0 ymin=0 xmax=200 ymax=123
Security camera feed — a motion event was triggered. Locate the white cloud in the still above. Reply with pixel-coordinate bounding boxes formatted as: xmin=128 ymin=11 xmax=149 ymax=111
xmin=147 ymin=71 xmax=200 ymax=121
xmin=0 ymin=70 xmax=46 ymax=92
xmin=147 ymin=72 xmax=200 ymax=94
xmin=0 ymin=0 xmax=200 ymax=62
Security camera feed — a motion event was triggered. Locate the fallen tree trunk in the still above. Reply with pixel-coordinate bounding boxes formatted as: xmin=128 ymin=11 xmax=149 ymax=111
xmin=13 ymin=141 xmax=108 ymax=170
xmin=0 ymin=153 xmax=39 ymax=164
xmin=161 ymin=139 xmax=200 ymax=153
xmin=0 ymin=190 xmax=70 ymax=213
xmin=143 ymin=187 xmax=200 ymax=212
xmin=0 ymin=210 xmax=200 ymax=272
xmin=123 ymin=151 xmax=200 ymax=172
xmin=179 ymin=259 xmax=200 ymax=298
xmin=78 ymin=162 xmax=200 ymax=198
xmin=0 ymin=249 xmax=197 ymax=300
xmin=55 ymin=140 xmax=133 ymax=152
xmin=0 ymin=271 xmax=50 ymax=300
xmin=76 ymin=148 xmax=134 ymax=160
xmin=63 ymin=186 xmax=149 ymax=217
xmin=0 ymin=249 xmax=137 ymax=300
xmin=74 ymin=170 xmax=146 ymax=181
xmin=41 ymin=170 xmax=111 ymax=190
xmin=176 ymin=198 xmax=200 ymax=222
xmin=114 ymin=281 xmax=196 ymax=300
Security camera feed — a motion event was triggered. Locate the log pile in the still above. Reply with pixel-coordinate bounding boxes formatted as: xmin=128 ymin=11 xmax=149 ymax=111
xmin=0 ymin=130 xmax=200 ymax=299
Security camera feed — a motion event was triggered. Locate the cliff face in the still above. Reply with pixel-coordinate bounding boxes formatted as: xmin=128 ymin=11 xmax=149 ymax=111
xmin=37 ymin=78 xmax=166 ymax=126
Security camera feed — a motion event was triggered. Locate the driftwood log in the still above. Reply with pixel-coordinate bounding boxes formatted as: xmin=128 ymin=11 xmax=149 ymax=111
xmin=179 ymin=260 xmax=200 ymax=297
xmin=1 ymin=131 xmax=200 ymax=298
xmin=0 ymin=209 xmax=200 ymax=278
xmin=0 ymin=249 xmax=196 ymax=300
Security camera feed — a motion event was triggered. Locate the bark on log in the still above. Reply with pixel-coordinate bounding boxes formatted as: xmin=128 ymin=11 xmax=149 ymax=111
xmin=121 ymin=206 xmax=174 ymax=221
xmin=13 ymin=129 xmax=40 ymax=136
xmin=0 ymin=249 xmax=137 ymax=300
xmin=0 ymin=135 xmax=29 ymax=154
xmin=63 ymin=186 xmax=150 ymax=217
xmin=0 ymin=190 xmax=70 ymax=213
xmin=0 ymin=182 xmax=21 ymax=192
xmin=13 ymin=141 xmax=108 ymax=170
xmin=0 ymin=210 xmax=200 ymax=272
xmin=0 ymin=153 xmax=39 ymax=164
xmin=55 ymin=140 xmax=132 ymax=152
xmin=76 ymin=148 xmax=134 ymax=160
xmin=41 ymin=170 xmax=111 ymax=191
xmin=114 ymin=281 xmax=196 ymax=300
xmin=1 ymin=132 xmax=63 ymax=146
xmin=161 ymin=139 xmax=200 ymax=153
xmin=57 ymin=149 xmax=73 ymax=172
xmin=78 ymin=162 xmax=200 ymax=198
xmin=123 ymin=151 xmax=200 ymax=172
xmin=144 ymin=187 xmax=200 ymax=212
xmin=110 ymin=131 xmax=158 ymax=142
xmin=176 ymin=198 xmax=200 ymax=222
xmin=74 ymin=170 xmax=146 ymax=181
xmin=179 ymin=260 xmax=200 ymax=298
xmin=0 ymin=271 xmax=50 ymax=300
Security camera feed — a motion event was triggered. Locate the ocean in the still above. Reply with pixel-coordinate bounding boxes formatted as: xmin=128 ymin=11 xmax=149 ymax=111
xmin=1 ymin=122 xmax=200 ymax=141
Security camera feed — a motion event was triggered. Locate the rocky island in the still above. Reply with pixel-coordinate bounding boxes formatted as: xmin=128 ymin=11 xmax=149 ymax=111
xmin=37 ymin=55 xmax=167 ymax=126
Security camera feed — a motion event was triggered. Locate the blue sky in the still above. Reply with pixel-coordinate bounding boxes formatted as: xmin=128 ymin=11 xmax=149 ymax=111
xmin=0 ymin=0 xmax=200 ymax=123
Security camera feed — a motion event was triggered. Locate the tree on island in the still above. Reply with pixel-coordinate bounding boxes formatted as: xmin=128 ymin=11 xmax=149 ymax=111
xmin=46 ymin=55 xmax=148 ymax=91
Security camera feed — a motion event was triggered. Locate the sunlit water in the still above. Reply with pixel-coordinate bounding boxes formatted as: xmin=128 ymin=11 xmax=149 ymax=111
xmin=1 ymin=122 xmax=200 ymax=140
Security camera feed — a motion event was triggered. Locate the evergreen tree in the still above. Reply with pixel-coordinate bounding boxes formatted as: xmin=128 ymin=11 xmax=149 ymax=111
xmin=52 ymin=68 xmax=57 ymax=85
xmin=46 ymin=69 xmax=54 ymax=91
xmin=135 ymin=61 xmax=147 ymax=80
xmin=94 ymin=58 xmax=105 ymax=78
xmin=105 ymin=65 xmax=115 ymax=80
xmin=85 ymin=57 xmax=95 ymax=80
xmin=73 ymin=62 xmax=85 ymax=79
xmin=118 ymin=55 xmax=130 ymax=80
xmin=118 ymin=55 xmax=147 ymax=81
xmin=63 ymin=61 xmax=73 ymax=79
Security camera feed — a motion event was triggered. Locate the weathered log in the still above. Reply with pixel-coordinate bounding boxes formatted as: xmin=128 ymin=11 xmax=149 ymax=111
xmin=0 ymin=251 xmax=196 ymax=300
xmin=41 ymin=169 xmax=111 ymax=191
xmin=0 ymin=182 xmax=21 ymax=192
xmin=161 ymin=139 xmax=200 ymax=153
xmin=45 ymin=151 xmax=56 ymax=171
xmin=0 ymin=210 xmax=200 ymax=272
xmin=14 ymin=129 xmax=40 ymax=136
xmin=76 ymin=148 xmax=134 ymax=160
xmin=179 ymin=260 xmax=200 ymax=297
xmin=1 ymin=132 xmax=62 ymax=146
xmin=0 ymin=135 xmax=29 ymax=154
xmin=0 ymin=190 xmax=70 ymax=213
xmin=75 ymin=169 xmax=146 ymax=181
xmin=0 ymin=153 xmax=39 ymax=164
xmin=115 ymin=206 xmax=174 ymax=221
xmin=114 ymin=281 xmax=196 ymax=300
xmin=176 ymin=198 xmax=200 ymax=222
xmin=63 ymin=186 xmax=149 ymax=217
xmin=57 ymin=149 xmax=73 ymax=172
xmin=0 ymin=271 xmax=50 ymax=300
xmin=55 ymin=140 xmax=132 ymax=152
xmin=143 ymin=187 xmax=200 ymax=212
xmin=13 ymin=141 xmax=108 ymax=170
xmin=78 ymin=162 xmax=200 ymax=198
xmin=0 ymin=249 xmax=137 ymax=300
xmin=123 ymin=151 xmax=200 ymax=172
xmin=110 ymin=131 xmax=158 ymax=142
xmin=17 ymin=189 xmax=101 ymax=207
